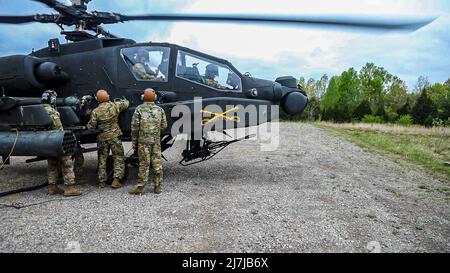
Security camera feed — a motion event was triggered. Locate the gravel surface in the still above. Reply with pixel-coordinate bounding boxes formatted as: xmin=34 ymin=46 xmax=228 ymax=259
xmin=0 ymin=122 xmax=449 ymax=253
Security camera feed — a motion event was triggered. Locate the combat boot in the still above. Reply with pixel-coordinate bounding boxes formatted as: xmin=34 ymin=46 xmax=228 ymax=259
xmin=48 ymin=184 xmax=64 ymax=195
xmin=63 ymin=187 xmax=82 ymax=197
xmin=154 ymin=185 xmax=161 ymax=194
xmin=111 ymin=178 xmax=122 ymax=189
xmin=129 ymin=186 xmax=144 ymax=195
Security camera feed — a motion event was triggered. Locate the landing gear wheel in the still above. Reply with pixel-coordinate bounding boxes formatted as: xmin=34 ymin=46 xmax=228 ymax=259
xmin=105 ymin=155 xmax=129 ymax=185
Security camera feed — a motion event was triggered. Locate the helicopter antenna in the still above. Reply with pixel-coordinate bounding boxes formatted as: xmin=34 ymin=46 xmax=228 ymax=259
xmin=0 ymin=0 xmax=437 ymax=42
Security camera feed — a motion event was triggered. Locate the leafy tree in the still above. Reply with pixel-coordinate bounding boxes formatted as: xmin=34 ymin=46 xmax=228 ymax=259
xmin=321 ymin=68 xmax=361 ymax=122
xmin=300 ymin=96 xmax=321 ymax=121
xmin=427 ymin=83 xmax=450 ymax=121
xmin=397 ymin=100 xmax=411 ymax=116
xmin=290 ymin=65 xmax=447 ymax=126
xmin=374 ymin=105 xmax=388 ymax=122
xmin=297 ymin=76 xmax=323 ymax=121
xmin=444 ymin=78 xmax=450 ymax=90
xmin=411 ymin=89 xmax=436 ymax=126
xmin=315 ymin=74 xmax=329 ymax=98
xmin=359 ymin=63 xmax=393 ymax=111
xmin=384 ymin=106 xmax=399 ymax=123
xmin=385 ymin=77 xmax=408 ymax=112
xmin=353 ymin=100 xmax=372 ymax=120
xmin=414 ymin=76 xmax=431 ymax=93
xmin=321 ymin=76 xmax=341 ymax=121
xmin=299 ymin=75 xmax=329 ymax=100
xmin=336 ymin=68 xmax=362 ymax=121
xmin=298 ymin=77 xmax=316 ymax=97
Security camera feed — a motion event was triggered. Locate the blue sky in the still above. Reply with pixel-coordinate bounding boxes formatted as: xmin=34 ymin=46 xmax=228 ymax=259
xmin=0 ymin=0 xmax=449 ymax=89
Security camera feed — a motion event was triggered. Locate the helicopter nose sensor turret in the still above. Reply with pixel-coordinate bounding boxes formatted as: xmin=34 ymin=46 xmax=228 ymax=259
xmin=276 ymin=76 xmax=308 ymax=115
xmin=280 ymin=90 xmax=309 ymax=115
xmin=244 ymin=75 xmax=308 ymax=116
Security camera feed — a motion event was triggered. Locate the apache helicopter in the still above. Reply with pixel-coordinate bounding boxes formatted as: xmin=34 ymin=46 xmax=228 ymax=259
xmin=0 ymin=0 xmax=434 ymax=177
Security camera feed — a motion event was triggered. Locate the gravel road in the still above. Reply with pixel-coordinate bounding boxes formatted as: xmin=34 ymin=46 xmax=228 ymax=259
xmin=0 ymin=122 xmax=449 ymax=253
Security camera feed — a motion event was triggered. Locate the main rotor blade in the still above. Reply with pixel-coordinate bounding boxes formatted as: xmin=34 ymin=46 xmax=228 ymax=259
xmin=0 ymin=14 xmax=58 ymax=24
xmin=0 ymin=15 xmax=37 ymax=24
xmin=116 ymin=14 xmax=435 ymax=31
xmin=33 ymin=0 xmax=81 ymax=16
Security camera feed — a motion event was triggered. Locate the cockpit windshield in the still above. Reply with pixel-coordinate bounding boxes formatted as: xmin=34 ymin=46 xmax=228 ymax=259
xmin=121 ymin=46 xmax=170 ymax=82
xmin=176 ymin=51 xmax=242 ymax=92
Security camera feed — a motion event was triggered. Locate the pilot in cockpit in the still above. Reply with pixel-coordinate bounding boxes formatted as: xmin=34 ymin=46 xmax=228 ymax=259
xmin=204 ymin=64 xmax=224 ymax=89
xmin=132 ymin=49 xmax=163 ymax=81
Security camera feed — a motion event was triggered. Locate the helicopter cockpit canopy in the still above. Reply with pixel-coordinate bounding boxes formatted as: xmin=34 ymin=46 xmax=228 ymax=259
xmin=121 ymin=46 xmax=170 ymax=82
xmin=176 ymin=51 xmax=242 ymax=92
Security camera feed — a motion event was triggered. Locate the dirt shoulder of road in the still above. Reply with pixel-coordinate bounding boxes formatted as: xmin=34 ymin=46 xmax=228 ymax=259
xmin=316 ymin=122 xmax=450 ymax=184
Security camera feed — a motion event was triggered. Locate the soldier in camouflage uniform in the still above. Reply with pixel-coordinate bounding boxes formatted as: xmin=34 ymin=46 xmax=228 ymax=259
xmin=132 ymin=63 xmax=161 ymax=81
xmin=86 ymin=90 xmax=129 ymax=189
xmin=42 ymin=90 xmax=82 ymax=197
xmin=132 ymin=49 xmax=162 ymax=81
xmin=129 ymin=88 xmax=167 ymax=195
xmin=204 ymin=78 xmax=223 ymax=89
xmin=204 ymin=64 xmax=224 ymax=89
xmin=132 ymin=63 xmax=159 ymax=81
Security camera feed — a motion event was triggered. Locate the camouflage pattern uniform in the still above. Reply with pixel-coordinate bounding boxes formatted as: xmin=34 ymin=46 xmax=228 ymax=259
xmin=132 ymin=63 xmax=162 ymax=81
xmin=87 ymin=99 xmax=129 ymax=183
xmin=204 ymin=78 xmax=224 ymax=89
xmin=131 ymin=102 xmax=167 ymax=188
xmin=42 ymin=104 xmax=75 ymax=186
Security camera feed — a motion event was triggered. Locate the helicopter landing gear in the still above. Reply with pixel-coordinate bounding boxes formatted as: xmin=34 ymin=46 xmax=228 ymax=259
xmin=179 ymin=133 xmax=254 ymax=166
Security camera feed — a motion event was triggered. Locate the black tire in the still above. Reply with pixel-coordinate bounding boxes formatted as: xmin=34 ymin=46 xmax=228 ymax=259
xmin=105 ymin=155 xmax=129 ymax=184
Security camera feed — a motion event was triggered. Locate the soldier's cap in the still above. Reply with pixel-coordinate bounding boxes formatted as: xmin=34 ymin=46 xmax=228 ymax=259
xmin=143 ymin=88 xmax=157 ymax=102
xmin=96 ymin=90 xmax=110 ymax=102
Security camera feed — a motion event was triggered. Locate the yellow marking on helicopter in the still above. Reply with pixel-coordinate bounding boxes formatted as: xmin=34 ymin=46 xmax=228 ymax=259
xmin=201 ymin=106 xmax=240 ymax=125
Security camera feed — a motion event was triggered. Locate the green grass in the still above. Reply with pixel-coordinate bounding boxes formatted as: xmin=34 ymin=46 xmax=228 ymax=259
xmin=316 ymin=122 xmax=450 ymax=182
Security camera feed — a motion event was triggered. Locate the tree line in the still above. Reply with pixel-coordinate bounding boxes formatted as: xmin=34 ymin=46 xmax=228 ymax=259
xmin=283 ymin=63 xmax=450 ymax=127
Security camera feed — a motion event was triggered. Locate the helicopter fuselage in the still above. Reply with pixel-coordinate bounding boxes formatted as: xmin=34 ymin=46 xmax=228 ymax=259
xmin=0 ymin=38 xmax=307 ymax=141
